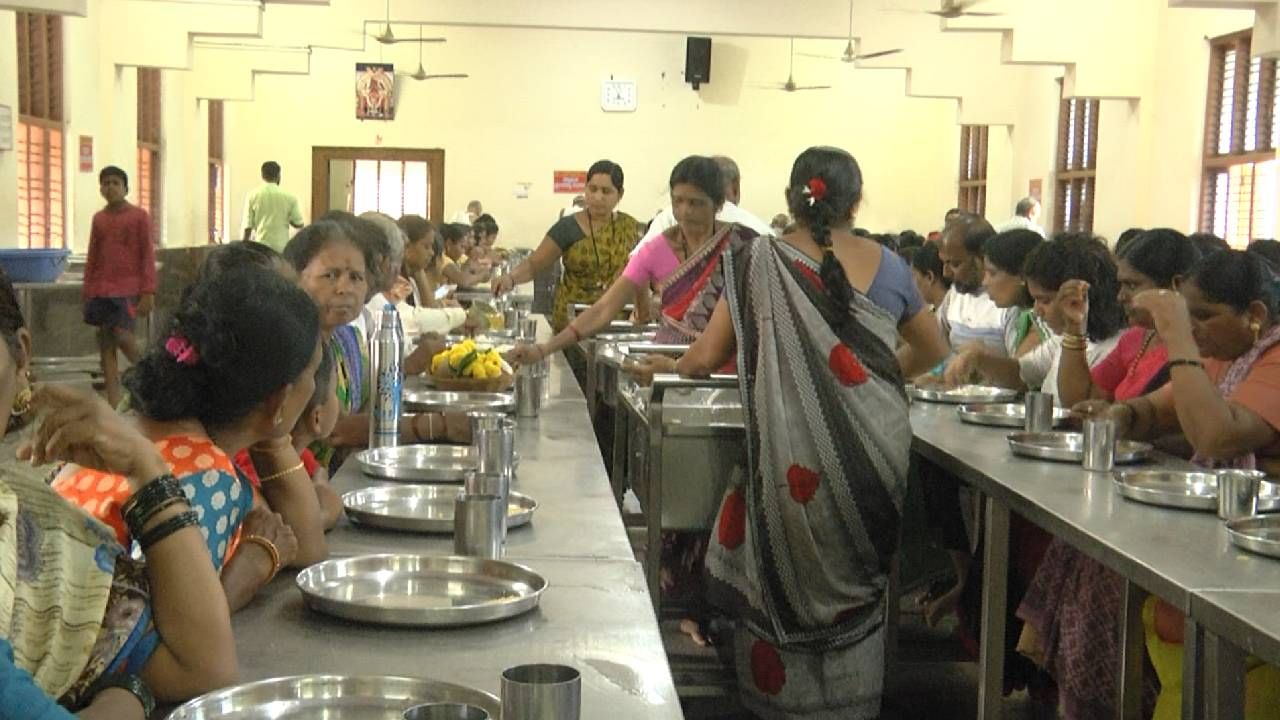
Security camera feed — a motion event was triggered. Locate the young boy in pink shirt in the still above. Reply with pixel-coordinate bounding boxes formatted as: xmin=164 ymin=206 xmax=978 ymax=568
xmin=83 ymin=166 xmax=156 ymax=405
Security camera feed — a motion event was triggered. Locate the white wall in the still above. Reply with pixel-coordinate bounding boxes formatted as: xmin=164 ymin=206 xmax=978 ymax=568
xmin=0 ymin=11 xmax=18 ymax=245
xmin=227 ymin=27 xmax=960 ymax=247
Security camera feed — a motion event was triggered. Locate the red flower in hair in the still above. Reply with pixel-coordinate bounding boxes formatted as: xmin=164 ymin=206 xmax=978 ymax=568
xmin=804 ymin=177 xmax=828 ymax=206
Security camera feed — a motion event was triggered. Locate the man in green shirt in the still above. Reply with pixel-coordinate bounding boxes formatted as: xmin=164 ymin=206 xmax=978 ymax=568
xmin=242 ymin=161 xmax=304 ymax=251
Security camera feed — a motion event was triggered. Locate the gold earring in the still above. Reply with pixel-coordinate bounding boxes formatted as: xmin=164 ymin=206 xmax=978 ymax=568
xmin=11 ymin=371 xmax=31 ymax=418
xmin=274 ymin=413 xmax=283 ymax=426
xmin=1251 ymin=320 xmax=1262 ymax=344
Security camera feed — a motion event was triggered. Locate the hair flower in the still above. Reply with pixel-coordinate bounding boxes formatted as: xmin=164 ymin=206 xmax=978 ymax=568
xmin=165 ymin=335 xmax=200 ymax=366
xmin=803 ymin=177 xmax=828 ymax=206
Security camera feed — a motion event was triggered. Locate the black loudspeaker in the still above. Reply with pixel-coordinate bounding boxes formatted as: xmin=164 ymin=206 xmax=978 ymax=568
xmin=686 ymin=37 xmax=712 ymax=90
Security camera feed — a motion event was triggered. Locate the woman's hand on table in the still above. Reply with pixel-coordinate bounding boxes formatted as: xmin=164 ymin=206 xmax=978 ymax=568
xmin=441 ymin=412 xmax=472 ymax=444
xmin=506 ymin=342 xmax=543 ymax=367
xmin=418 ymin=332 xmax=446 ymax=356
xmin=942 ymin=346 xmax=985 ymax=387
xmin=19 ymin=384 xmax=168 ymax=486
xmin=1058 ymin=279 xmax=1090 ymax=335
xmin=1069 ymin=399 xmax=1134 ymax=438
xmin=625 ymin=354 xmax=678 ymax=387
xmin=911 ymin=373 xmax=944 ymax=388
xmin=238 ymin=506 xmax=299 ymax=570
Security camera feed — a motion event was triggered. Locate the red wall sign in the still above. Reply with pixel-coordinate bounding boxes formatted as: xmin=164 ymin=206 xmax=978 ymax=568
xmin=553 ymin=170 xmax=587 ymax=193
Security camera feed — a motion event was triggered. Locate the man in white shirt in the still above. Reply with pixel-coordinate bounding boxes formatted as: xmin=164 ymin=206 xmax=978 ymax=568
xmin=241 ymin=161 xmax=304 ymax=251
xmin=996 ymin=197 xmax=1046 ymax=238
xmin=635 ymin=155 xmax=773 ymax=253
xmin=450 ymin=200 xmax=483 ymax=225
xmin=936 ymin=214 xmax=1016 ymax=357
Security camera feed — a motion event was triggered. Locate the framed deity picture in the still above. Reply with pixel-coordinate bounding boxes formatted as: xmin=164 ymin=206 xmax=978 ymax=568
xmin=355 ymin=63 xmax=395 ymax=120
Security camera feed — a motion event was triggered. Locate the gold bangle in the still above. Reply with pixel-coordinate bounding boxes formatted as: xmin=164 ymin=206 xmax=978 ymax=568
xmin=241 ymin=534 xmax=282 ymax=582
xmin=1061 ymin=334 xmax=1088 ymax=351
xmin=258 ymin=461 xmax=304 ymax=483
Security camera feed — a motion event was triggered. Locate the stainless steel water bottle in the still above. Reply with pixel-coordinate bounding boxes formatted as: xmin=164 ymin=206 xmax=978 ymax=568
xmin=369 ymin=304 xmax=404 ymax=449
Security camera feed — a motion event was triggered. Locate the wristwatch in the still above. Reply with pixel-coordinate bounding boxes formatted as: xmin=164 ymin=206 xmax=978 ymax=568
xmin=93 ymin=673 xmax=156 ymax=719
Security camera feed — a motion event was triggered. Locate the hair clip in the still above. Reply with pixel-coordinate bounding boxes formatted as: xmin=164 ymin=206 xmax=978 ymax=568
xmin=803 ymin=177 xmax=828 ymax=207
xmin=164 ymin=335 xmax=200 ymax=366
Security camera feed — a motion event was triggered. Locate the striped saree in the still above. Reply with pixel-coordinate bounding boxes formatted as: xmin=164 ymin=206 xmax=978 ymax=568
xmin=705 ymin=238 xmax=910 ymax=719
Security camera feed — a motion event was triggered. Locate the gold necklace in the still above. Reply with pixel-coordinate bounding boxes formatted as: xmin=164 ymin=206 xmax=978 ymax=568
xmin=1126 ymin=329 xmax=1157 ymax=379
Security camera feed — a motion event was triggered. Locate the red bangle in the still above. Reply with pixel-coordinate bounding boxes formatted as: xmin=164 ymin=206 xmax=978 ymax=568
xmin=568 ymin=325 xmax=582 ymax=343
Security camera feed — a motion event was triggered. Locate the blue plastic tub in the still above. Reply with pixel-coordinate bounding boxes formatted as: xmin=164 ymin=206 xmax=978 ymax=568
xmin=0 ymin=248 xmax=70 ymax=283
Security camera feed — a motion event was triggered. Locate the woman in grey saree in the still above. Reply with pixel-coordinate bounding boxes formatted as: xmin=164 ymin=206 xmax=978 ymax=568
xmin=675 ymin=147 xmax=914 ymax=719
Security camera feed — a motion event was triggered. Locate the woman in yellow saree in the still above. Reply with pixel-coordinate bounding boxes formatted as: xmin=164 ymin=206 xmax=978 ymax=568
xmin=492 ymin=160 xmax=640 ymax=333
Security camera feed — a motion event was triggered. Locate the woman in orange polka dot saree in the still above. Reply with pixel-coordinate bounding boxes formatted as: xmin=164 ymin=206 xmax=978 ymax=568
xmin=675 ymin=148 xmax=911 ymax=719
xmin=54 ymin=435 xmax=253 ymax=566
xmin=51 ymin=265 xmax=323 ymax=616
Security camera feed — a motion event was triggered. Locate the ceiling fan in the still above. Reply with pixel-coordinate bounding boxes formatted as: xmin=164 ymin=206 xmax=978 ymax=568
xmin=757 ymin=39 xmax=832 ymax=93
xmin=370 ymin=0 xmax=446 ymax=44
xmin=408 ymin=26 xmax=469 ymax=81
xmin=922 ymin=0 xmax=1001 ymax=18
xmin=800 ymin=0 xmax=903 ymax=63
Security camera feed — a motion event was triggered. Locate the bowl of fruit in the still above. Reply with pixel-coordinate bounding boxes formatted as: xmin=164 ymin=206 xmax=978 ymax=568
xmin=429 ymin=338 xmax=514 ymax=392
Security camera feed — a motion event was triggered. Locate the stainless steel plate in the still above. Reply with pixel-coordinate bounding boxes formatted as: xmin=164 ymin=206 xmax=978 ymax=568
xmin=297 ymin=554 xmax=546 ymax=627
xmin=343 ymin=485 xmax=537 ymax=533
xmin=1112 ymin=471 xmax=1280 ymax=512
xmin=1112 ymin=470 xmax=1222 ymax=511
xmin=1007 ymin=432 xmax=1153 ymax=464
xmin=167 ymin=674 xmax=500 ymax=719
xmin=957 ymin=403 xmax=1070 ymax=429
xmin=910 ymin=384 xmax=1019 ymax=404
xmin=1227 ymin=515 xmax=1280 ymax=560
xmin=402 ymin=390 xmax=515 ymax=414
xmin=356 ymin=445 xmax=476 ymax=483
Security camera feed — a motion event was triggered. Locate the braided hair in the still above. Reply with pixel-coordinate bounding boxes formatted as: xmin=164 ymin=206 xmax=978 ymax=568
xmin=786 ymin=146 xmax=863 ymax=333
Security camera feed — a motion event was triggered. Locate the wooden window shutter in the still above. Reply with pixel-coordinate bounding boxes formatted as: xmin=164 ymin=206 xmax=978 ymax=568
xmin=15 ymin=12 xmax=65 ymax=248
xmin=957 ymin=125 xmax=989 ymax=216
xmin=208 ymin=100 xmax=224 ymax=161
xmin=16 ymin=12 xmax=63 ymax=122
xmin=1201 ymin=29 xmax=1280 ymax=246
xmin=137 ymin=68 xmax=162 ymax=146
